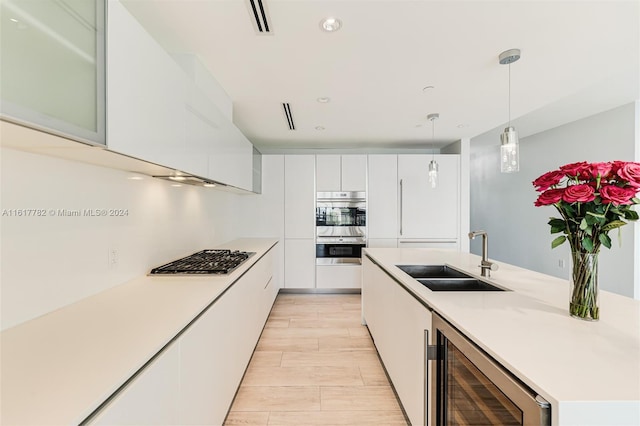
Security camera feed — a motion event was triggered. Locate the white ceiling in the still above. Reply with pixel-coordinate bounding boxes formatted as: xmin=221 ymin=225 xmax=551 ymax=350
xmin=120 ymin=0 xmax=639 ymax=151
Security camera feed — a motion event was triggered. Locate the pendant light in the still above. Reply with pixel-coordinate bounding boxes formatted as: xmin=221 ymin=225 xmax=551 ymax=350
xmin=499 ymin=48 xmax=521 ymax=173
xmin=427 ymin=113 xmax=439 ymax=188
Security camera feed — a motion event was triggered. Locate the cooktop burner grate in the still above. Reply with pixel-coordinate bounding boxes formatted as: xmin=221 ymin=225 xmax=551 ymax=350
xmin=149 ymin=249 xmax=255 ymax=275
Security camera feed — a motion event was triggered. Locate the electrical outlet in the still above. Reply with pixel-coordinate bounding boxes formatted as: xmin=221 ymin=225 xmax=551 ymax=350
xmin=109 ymin=248 xmax=118 ymax=268
xmin=558 ymin=259 xmax=565 ymax=269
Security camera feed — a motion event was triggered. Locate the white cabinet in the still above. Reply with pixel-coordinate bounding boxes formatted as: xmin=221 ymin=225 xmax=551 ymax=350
xmin=368 ymin=155 xmax=398 ymax=239
xmin=341 ymin=155 xmax=367 ymax=192
xmin=89 ymin=249 xmax=276 ymax=425
xmin=316 ymin=264 xmax=362 ymax=289
xmin=88 ymin=343 xmax=180 ymax=425
xmin=367 ymin=239 xmax=398 ymax=248
xmin=0 ymin=0 xmax=105 ymax=145
xmin=316 ymin=155 xmax=341 ymax=191
xmin=108 ymin=2 xmax=254 ymax=191
xmin=283 ymin=155 xmax=315 ymax=288
xmin=107 ymin=0 xmax=187 ymax=169
xmin=284 ymin=239 xmax=315 ymax=289
xmin=316 ymin=155 xmax=366 ymax=192
xmin=179 ymin=251 xmax=275 ymax=425
xmin=284 ymin=155 xmax=315 ymax=238
xmin=398 ymin=154 xmax=460 ymax=241
xmin=362 ymin=255 xmax=432 ymax=426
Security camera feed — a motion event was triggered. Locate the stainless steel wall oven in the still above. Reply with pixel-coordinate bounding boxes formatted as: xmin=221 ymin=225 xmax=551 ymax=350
xmin=316 ymin=191 xmax=366 ymax=265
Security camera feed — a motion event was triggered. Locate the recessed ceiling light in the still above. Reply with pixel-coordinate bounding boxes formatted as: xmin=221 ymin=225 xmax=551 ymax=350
xmin=127 ymin=176 xmax=143 ymax=180
xmin=315 ymin=126 xmax=325 ymax=131
xmin=10 ymin=18 xmax=18 ymax=23
xmin=320 ymin=17 xmax=342 ymax=32
xmin=171 ymin=184 xmax=183 ymax=187
xmin=422 ymin=86 xmax=435 ymax=92
xmin=203 ymin=183 xmax=216 ymax=187
xmin=169 ymin=176 xmax=186 ymax=181
xmin=317 ymin=97 xmax=331 ymax=103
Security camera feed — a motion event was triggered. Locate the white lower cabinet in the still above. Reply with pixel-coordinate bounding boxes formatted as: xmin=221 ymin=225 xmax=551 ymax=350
xmin=284 ymin=239 xmax=315 ymax=288
xmin=88 ymin=250 xmax=276 ymax=425
xmin=367 ymin=239 xmax=398 ymax=248
xmin=362 ymin=255 xmax=432 ymax=426
xmin=316 ymin=264 xmax=362 ymax=289
xmin=397 ymin=240 xmax=459 ymax=250
xmin=89 ymin=343 xmax=180 ymax=425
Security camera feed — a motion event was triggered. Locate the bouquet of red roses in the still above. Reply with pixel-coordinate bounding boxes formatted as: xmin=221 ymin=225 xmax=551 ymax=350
xmin=533 ymin=161 xmax=640 ymax=320
xmin=533 ymin=161 xmax=640 ymax=252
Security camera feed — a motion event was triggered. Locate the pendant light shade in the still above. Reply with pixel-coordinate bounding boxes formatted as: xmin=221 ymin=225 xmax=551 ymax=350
xmin=428 ymin=159 xmax=439 ymax=188
xmin=427 ymin=113 xmax=440 ymax=188
xmin=500 ymin=126 xmax=519 ymax=173
xmin=499 ymin=49 xmax=521 ymax=173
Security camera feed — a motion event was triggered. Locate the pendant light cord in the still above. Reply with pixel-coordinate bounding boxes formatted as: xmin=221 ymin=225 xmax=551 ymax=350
xmin=431 ymin=116 xmax=435 ymax=160
xmin=508 ymin=63 xmax=511 ymax=127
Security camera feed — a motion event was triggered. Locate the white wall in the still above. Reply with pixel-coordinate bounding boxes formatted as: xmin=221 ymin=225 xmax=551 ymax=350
xmin=1 ymin=148 xmax=239 ymax=330
xmin=470 ymin=103 xmax=638 ymax=298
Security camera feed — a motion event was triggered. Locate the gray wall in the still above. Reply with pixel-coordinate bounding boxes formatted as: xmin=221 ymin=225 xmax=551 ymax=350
xmin=470 ymin=103 xmax=638 ymax=298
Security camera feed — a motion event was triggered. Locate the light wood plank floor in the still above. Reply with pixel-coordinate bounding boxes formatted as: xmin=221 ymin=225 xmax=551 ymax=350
xmin=225 ymin=293 xmax=408 ymax=426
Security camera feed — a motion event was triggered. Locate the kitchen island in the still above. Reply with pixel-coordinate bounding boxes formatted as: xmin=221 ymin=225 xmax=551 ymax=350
xmin=1 ymin=238 xmax=278 ymax=426
xmin=363 ymin=247 xmax=640 ymax=426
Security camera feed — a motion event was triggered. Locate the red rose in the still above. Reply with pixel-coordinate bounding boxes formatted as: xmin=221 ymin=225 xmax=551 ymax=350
xmin=600 ymin=185 xmax=638 ymax=205
xmin=611 ymin=160 xmax=626 ymax=175
xmin=590 ymin=162 xmax=613 ymax=179
xmin=617 ymin=162 xmax=640 ymax=188
xmin=534 ymin=188 xmax=564 ymax=206
xmin=560 ymin=161 xmax=590 ymax=179
xmin=532 ymin=170 xmax=565 ymax=192
xmin=562 ymin=184 xmax=595 ymax=203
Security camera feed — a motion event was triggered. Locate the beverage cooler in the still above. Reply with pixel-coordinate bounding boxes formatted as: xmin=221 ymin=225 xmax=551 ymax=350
xmin=430 ymin=313 xmax=551 ymax=425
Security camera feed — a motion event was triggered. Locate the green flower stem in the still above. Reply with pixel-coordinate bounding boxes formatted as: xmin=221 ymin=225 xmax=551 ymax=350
xmin=569 ymin=252 xmax=599 ymax=320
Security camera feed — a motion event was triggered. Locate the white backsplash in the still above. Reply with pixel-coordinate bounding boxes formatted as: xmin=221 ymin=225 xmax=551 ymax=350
xmin=1 ymin=147 xmax=239 ymax=330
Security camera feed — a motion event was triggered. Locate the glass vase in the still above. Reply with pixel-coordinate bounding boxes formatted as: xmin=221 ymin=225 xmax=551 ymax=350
xmin=569 ymin=252 xmax=599 ymax=321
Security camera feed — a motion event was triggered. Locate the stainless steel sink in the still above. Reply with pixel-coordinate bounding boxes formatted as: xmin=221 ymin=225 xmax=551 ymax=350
xmin=395 ymin=265 xmax=470 ymax=279
xmin=416 ymin=278 xmax=504 ymax=292
xmin=396 ymin=264 xmax=506 ymax=292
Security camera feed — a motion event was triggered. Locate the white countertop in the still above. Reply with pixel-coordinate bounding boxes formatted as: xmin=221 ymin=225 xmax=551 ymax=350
xmin=364 ymin=248 xmax=640 ymax=426
xmin=0 ymin=238 xmax=278 ymax=426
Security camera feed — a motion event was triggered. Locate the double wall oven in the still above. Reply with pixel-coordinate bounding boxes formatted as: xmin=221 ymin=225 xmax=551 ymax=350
xmin=315 ymin=191 xmax=366 ymax=265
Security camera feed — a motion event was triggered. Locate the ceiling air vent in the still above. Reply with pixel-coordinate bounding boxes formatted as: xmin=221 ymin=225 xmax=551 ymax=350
xmin=282 ymin=103 xmax=295 ymax=130
xmin=246 ymin=0 xmax=272 ymax=34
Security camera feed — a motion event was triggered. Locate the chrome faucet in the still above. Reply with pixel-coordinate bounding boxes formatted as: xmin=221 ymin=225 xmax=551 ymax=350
xmin=468 ymin=230 xmax=498 ymax=277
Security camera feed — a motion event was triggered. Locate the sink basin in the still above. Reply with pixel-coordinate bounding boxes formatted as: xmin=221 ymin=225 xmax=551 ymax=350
xmin=396 ymin=264 xmax=470 ymax=279
xmin=417 ymin=278 xmax=505 ymax=292
xmin=396 ymin=264 xmax=506 ymax=292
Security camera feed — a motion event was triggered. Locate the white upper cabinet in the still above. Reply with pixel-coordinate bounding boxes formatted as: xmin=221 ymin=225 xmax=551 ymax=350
xmin=107 ymin=0 xmax=187 ymax=168
xmin=0 ymin=0 xmax=106 ymax=145
xmin=368 ymin=155 xmax=398 ymax=239
xmin=284 ymin=155 xmax=316 ymax=238
xmin=180 ymin=55 xmax=253 ymax=191
xmin=316 ymin=155 xmax=341 ymax=191
xmin=341 ymin=155 xmax=367 ymax=192
xmin=316 ymin=155 xmax=366 ymax=192
xmin=107 ymin=2 xmax=254 ymax=191
xmin=398 ymin=154 xmax=460 ymax=240
xmin=208 ymin=122 xmax=253 ymax=191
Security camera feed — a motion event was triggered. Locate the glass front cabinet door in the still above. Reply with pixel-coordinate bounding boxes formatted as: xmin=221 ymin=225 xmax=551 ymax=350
xmin=0 ymin=0 xmax=105 ymax=145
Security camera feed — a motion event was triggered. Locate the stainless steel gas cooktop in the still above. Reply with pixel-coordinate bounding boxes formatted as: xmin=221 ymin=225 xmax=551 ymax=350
xmin=149 ymin=249 xmax=255 ymax=275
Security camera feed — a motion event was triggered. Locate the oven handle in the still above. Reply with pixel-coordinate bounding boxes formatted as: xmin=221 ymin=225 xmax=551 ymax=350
xmin=316 ymin=258 xmax=362 ymax=265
